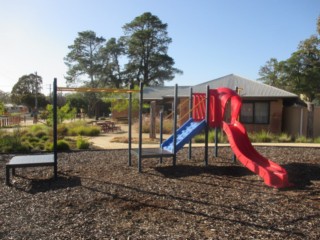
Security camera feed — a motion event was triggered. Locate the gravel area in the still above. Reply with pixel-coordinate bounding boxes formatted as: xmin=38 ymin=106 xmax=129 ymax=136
xmin=1 ymin=146 xmax=319 ymax=239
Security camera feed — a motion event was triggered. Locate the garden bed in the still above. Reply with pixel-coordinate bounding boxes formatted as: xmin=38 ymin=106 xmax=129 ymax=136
xmin=0 ymin=146 xmax=319 ymax=239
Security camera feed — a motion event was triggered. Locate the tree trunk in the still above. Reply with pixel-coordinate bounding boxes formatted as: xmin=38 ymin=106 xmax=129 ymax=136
xmin=306 ymin=102 xmax=314 ymax=139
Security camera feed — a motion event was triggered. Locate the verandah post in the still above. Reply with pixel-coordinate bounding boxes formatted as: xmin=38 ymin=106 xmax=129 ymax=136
xmin=128 ymin=83 xmax=133 ymax=166
xmin=172 ymin=84 xmax=178 ymax=167
xmin=138 ymin=82 xmax=143 ymax=172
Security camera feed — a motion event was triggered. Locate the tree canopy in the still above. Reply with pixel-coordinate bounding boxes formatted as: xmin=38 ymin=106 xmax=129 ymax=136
xmin=259 ymin=17 xmax=320 ymax=103
xmin=122 ymin=12 xmax=182 ymax=86
xmin=0 ymin=90 xmax=11 ymax=103
xmin=0 ymin=101 xmax=5 ymax=115
xmin=64 ymin=30 xmax=106 ymax=88
xmin=11 ymin=73 xmax=47 ymax=109
xmin=63 ymin=12 xmax=182 ymax=118
xmin=259 ymin=16 xmax=320 ymax=138
xmin=64 ymin=12 xmax=182 ymax=89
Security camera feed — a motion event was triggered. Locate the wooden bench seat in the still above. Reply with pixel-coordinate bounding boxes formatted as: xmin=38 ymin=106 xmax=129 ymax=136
xmin=6 ymin=154 xmax=55 ymax=185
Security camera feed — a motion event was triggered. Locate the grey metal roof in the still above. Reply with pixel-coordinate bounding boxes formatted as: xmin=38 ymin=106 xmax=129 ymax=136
xmin=143 ymin=74 xmax=298 ymax=100
xmin=193 ymin=74 xmax=297 ymax=98
xmin=143 ymin=86 xmax=190 ymax=100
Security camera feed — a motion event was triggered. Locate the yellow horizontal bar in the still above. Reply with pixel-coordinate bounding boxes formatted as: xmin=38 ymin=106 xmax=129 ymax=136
xmin=57 ymin=87 xmax=140 ymax=93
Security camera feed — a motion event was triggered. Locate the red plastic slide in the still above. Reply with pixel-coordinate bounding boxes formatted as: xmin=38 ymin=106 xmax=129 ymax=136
xmin=222 ymin=120 xmax=291 ymax=188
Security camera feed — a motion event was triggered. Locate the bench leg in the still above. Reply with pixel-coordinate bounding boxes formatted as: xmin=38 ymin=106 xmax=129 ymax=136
xmin=5 ymin=166 xmax=10 ymax=186
xmin=12 ymin=167 xmax=16 ymax=176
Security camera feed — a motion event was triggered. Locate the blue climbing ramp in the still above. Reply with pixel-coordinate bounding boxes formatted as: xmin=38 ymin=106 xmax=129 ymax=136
xmin=161 ymin=118 xmax=206 ymax=153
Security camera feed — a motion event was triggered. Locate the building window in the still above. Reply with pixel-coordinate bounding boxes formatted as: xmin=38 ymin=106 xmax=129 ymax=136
xmin=240 ymin=102 xmax=269 ymax=124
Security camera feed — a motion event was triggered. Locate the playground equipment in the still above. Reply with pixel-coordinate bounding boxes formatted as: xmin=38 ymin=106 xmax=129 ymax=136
xmin=5 ymin=78 xmax=58 ymax=185
xmin=6 ymin=78 xmax=139 ymax=185
xmin=132 ymin=83 xmax=291 ymax=188
xmin=5 ymin=79 xmax=291 ymax=189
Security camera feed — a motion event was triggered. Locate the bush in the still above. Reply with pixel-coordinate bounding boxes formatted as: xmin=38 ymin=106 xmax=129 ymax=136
xmin=277 ymin=133 xmax=293 ymax=143
xmin=295 ymin=135 xmax=313 ymax=143
xmin=34 ymin=130 xmax=48 ymax=139
xmin=57 ymin=124 xmax=68 ymax=137
xmin=252 ymin=130 xmax=275 ymax=143
xmin=63 ymin=121 xmax=101 ymax=136
xmin=314 ymin=137 xmax=320 ymax=143
xmin=194 ymin=134 xmax=205 ymax=143
xmin=56 ymin=140 xmax=70 ymax=151
xmin=0 ymin=130 xmax=30 ymax=153
xmin=76 ymin=137 xmax=90 ymax=149
xmin=137 ymin=117 xmax=173 ymax=135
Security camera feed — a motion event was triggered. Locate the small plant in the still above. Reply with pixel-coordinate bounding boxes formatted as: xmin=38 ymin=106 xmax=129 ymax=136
xmin=253 ymin=130 xmax=274 ymax=143
xmin=76 ymin=137 xmax=90 ymax=149
xmin=57 ymin=124 xmax=68 ymax=137
xmin=0 ymin=129 xmax=30 ymax=153
xmin=295 ymin=135 xmax=313 ymax=143
xmin=34 ymin=130 xmax=48 ymax=139
xmin=314 ymin=137 xmax=320 ymax=143
xmin=194 ymin=134 xmax=205 ymax=143
xmin=56 ymin=139 xmax=70 ymax=151
xmin=277 ymin=132 xmax=293 ymax=143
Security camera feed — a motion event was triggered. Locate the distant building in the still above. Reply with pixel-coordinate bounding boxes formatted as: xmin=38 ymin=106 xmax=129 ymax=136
xmin=142 ymin=74 xmax=319 ymax=137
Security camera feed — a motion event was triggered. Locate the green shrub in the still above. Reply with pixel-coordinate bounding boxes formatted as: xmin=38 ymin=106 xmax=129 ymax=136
xmin=194 ymin=134 xmax=205 ymax=143
xmin=295 ymin=135 xmax=313 ymax=143
xmin=63 ymin=121 xmax=101 ymax=136
xmin=247 ymin=131 xmax=256 ymax=142
xmin=56 ymin=139 xmax=70 ymax=151
xmin=68 ymin=125 xmax=100 ymax=136
xmin=34 ymin=130 xmax=48 ymax=139
xmin=277 ymin=133 xmax=293 ymax=143
xmin=252 ymin=130 xmax=274 ymax=143
xmin=57 ymin=124 xmax=68 ymax=137
xmin=76 ymin=137 xmax=90 ymax=149
xmin=45 ymin=142 xmax=53 ymax=151
xmin=41 ymin=135 xmax=49 ymax=141
xmin=314 ymin=137 xmax=320 ymax=143
xmin=0 ymin=130 xmax=30 ymax=153
xmin=30 ymin=124 xmax=48 ymax=132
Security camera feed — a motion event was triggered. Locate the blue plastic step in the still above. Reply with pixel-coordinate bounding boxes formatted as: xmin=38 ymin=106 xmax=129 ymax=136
xmin=161 ymin=118 xmax=206 ymax=153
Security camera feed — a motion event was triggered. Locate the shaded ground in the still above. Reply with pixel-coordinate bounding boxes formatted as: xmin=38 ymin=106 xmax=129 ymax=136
xmin=0 ymin=146 xmax=320 ymax=239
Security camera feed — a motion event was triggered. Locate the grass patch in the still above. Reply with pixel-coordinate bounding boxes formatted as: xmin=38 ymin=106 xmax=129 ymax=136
xmin=76 ymin=137 xmax=90 ymax=149
xmin=135 ymin=117 xmax=173 ymax=135
xmin=65 ymin=121 xmax=101 ymax=136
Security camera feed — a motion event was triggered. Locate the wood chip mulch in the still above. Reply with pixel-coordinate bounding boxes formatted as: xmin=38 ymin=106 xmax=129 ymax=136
xmin=0 ymin=146 xmax=319 ymax=239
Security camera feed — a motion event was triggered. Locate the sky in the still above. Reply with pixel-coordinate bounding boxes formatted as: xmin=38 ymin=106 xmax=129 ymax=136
xmin=0 ymin=0 xmax=319 ymax=95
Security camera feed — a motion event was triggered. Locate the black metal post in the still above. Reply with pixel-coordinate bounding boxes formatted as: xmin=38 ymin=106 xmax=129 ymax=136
xmin=159 ymin=111 xmax=163 ymax=164
xmin=214 ymin=127 xmax=219 ymax=157
xmin=232 ymin=154 xmax=237 ymax=163
xmin=188 ymin=87 xmax=193 ymax=160
xmin=53 ymin=78 xmax=58 ymax=180
xmin=172 ymin=84 xmax=178 ymax=167
xmin=128 ymin=84 xmax=132 ymax=166
xmin=138 ymin=82 xmax=143 ymax=172
xmin=204 ymin=85 xmax=210 ymax=166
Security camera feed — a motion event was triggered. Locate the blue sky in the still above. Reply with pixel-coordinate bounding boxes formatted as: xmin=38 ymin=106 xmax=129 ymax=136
xmin=0 ymin=0 xmax=319 ymax=94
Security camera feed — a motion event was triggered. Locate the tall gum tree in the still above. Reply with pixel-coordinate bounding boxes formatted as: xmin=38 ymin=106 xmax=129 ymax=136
xmin=64 ymin=31 xmax=106 ymax=117
xmin=122 ymin=12 xmax=182 ymax=87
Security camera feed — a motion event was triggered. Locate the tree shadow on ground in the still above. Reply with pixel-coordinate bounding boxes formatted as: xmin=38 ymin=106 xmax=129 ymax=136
xmin=284 ymin=163 xmax=320 ymax=188
xmin=155 ymin=165 xmax=253 ymax=178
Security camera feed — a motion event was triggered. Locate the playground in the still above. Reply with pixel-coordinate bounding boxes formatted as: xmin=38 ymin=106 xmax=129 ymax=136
xmin=1 ymin=80 xmax=320 ymax=238
xmin=0 ymin=147 xmax=319 ymax=239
